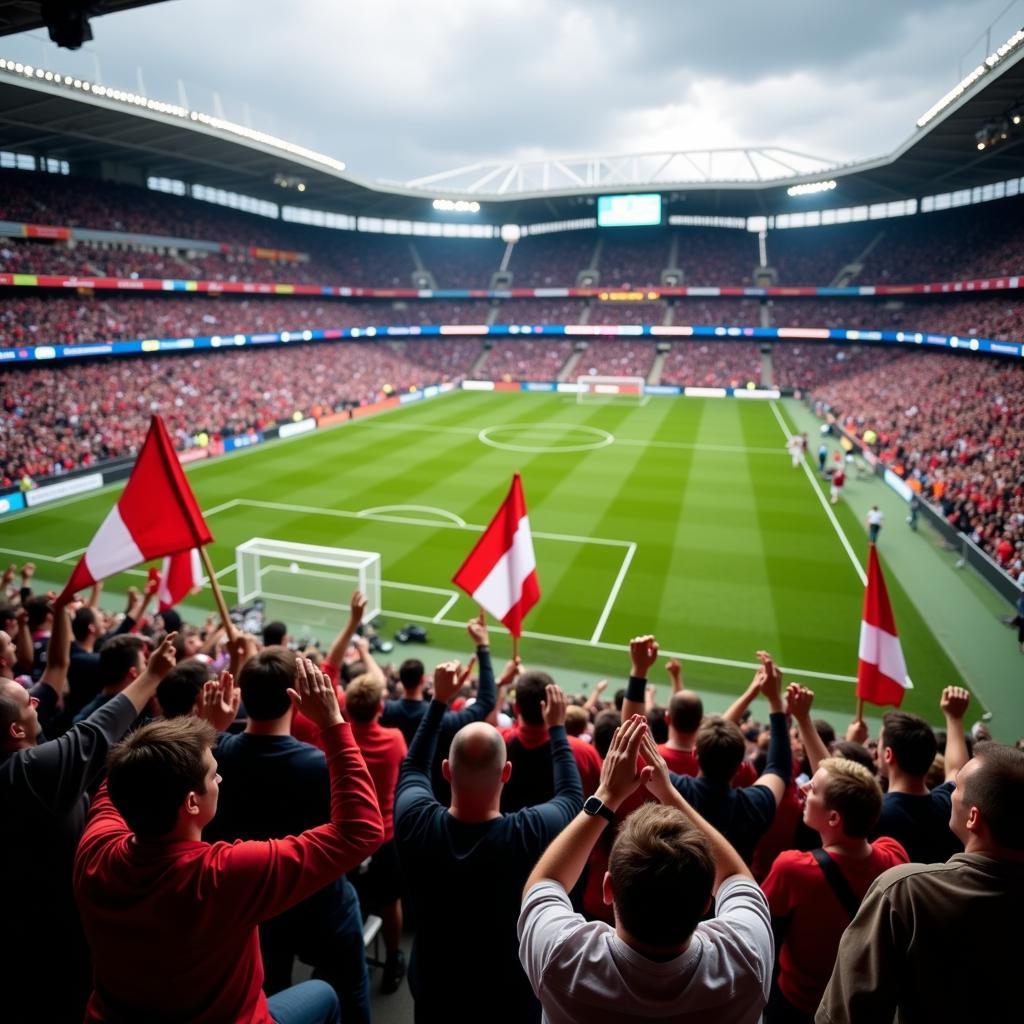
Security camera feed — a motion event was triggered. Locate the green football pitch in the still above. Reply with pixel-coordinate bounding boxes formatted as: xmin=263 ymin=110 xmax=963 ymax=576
xmin=3 ymin=390 xmax=961 ymax=721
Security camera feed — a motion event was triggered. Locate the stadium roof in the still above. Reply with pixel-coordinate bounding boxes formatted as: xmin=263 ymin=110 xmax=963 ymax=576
xmin=1 ymin=28 xmax=1024 ymax=223
xmin=0 ymin=2 xmax=169 ymax=43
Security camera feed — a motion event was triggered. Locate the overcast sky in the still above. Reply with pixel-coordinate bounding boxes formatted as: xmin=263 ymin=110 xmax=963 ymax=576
xmin=3 ymin=0 xmax=1019 ymax=182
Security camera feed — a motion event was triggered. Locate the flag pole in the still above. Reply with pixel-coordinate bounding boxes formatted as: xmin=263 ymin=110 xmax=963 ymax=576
xmin=512 ymin=633 xmax=519 ymax=663
xmin=855 ymin=697 xmax=864 ymax=723
xmin=199 ymin=545 xmax=237 ymax=643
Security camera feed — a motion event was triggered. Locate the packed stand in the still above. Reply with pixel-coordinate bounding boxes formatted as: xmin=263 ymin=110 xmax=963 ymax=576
xmin=587 ymin=301 xmax=666 ymax=326
xmin=670 ymin=297 xmax=764 ymax=326
xmin=577 ymin=339 xmax=657 ymax=378
xmin=0 ymin=341 xmax=483 ymax=484
xmin=659 ymin=340 xmax=763 ymax=388
xmin=765 ymin=223 xmax=877 ymax=286
xmin=769 ymin=342 xmax=905 ymax=392
xmin=812 ymin=349 xmax=1024 ymax=570
xmin=676 ymin=227 xmax=759 ymax=285
xmin=508 ymin=232 xmax=597 ymax=287
xmin=477 ymin=339 xmax=573 ymax=381
xmin=2 ymin=562 xmax=1017 ymax=1024
xmin=493 ymin=298 xmax=588 ymax=323
xmin=598 ymin=229 xmax=671 ymax=287
xmin=415 ymin=237 xmax=505 ymax=289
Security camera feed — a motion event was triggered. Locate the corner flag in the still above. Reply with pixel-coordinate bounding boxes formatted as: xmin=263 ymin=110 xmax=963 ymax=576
xmin=856 ymin=544 xmax=911 ymax=707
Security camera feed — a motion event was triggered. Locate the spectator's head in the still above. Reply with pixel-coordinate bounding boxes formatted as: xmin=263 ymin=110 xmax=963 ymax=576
xmin=442 ymin=722 xmax=511 ymax=816
xmin=593 ymin=710 xmax=621 ymax=758
xmin=605 ymin=803 xmax=715 ymax=952
xmin=24 ymin=596 xmax=52 ymax=632
xmin=880 ymin=711 xmax=937 ymax=779
xmin=814 ymin=718 xmax=836 ymax=747
xmin=0 ymin=606 xmax=16 ymax=637
xmin=831 ymin=740 xmax=876 ymax=773
xmin=802 ymin=757 xmax=883 ymax=840
xmin=238 ymin=647 xmax=297 ymax=722
xmin=564 ymin=704 xmax=589 ymax=738
xmin=172 ymin=628 xmax=203 ymax=661
xmin=696 ymin=716 xmax=745 ymax=783
xmin=666 ymin=690 xmax=703 ymax=736
xmin=159 ymin=609 xmax=182 ymax=634
xmin=514 ymin=670 xmax=555 ymax=726
xmin=613 ymin=688 xmax=626 ymax=712
xmin=72 ymin=607 xmax=99 ymax=644
xmin=107 ymin=717 xmax=219 ymax=839
xmin=262 ymin=620 xmax=288 ymax=648
xmin=646 ymin=708 xmax=668 ymax=745
xmin=344 ymin=673 xmax=385 ymax=723
xmin=156 ymin=658 xmax=213 ymax=719
xmin=399 ymin=658 xmax=426 ymax=694
xmin=0 ymin=678 xmax=42 ymax=750
xmin=0 ymin=630 xmax=16 ymax=679
xmin=951 ymin=742 xmax=1024 ymax=853
xmin=99 ymin=635 xmax=146 ymax=690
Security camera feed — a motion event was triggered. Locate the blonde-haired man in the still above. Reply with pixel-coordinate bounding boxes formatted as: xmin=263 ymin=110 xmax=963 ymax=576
xmin=761 ymin=756 xmax=908 ymax=1023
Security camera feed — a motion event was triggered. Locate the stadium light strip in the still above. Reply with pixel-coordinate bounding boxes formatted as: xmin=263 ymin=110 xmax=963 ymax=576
xmin=916 ymin=27 xmax=1024 ymax=129
xmin=0 ymin=58 xmax=347 ymax=174
xmin=786 ymin=179 xmax=836 ymax=197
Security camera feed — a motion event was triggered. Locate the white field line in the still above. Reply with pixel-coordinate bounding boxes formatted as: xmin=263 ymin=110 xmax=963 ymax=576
xmin=433 ymin=593 xmax=461 ymax=622
xmin=356 ymin=504 xmax=467 ymax=527
xmin=769 ymin=401 xmax=867 ymax=586
xmin=591 ymin=542 xmax=637 ymax=643
xmin=55 ymin=546 xmax=88 ymax=561
xmin=0 ymin=537 xmax=857 ymax=684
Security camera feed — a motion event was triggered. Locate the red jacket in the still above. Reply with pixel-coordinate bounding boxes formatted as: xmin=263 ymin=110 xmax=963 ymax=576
xmin=74 ymin=722 xmax=384 ymax=1023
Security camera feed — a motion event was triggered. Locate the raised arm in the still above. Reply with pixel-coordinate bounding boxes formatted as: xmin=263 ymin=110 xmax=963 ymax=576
xmin=13 ymin=606 xmax=33 ymax=672
xmin=583 ymin=678 xmax=608 ymax=712
xmin=352 ymin=635 xmax=386 ymax=686
xmin=441 ymin=616 xmax=496 ymax=728
xmin=666 ymin=658 xmax=683 ymax=694
xmin=325 ymin=589 xmax=366 ymax=669
xmin=642 ymin=733 xmax=752 ymax=890
xmin=36 ymin=598 xmax=74 ymax=706
xmin=524 ymin=714 xmax=649 ymax=895
xmin=722 ymin=666 xmax=763 ymax=724
xmin=940 ymin=685 xmax=971 ymax=783
xmin=622 ymin=634 xmax=659 ymax=722
xmin=752 ymin=651 xmax=791 ymax=805
xmin=786 ymin=683 xmax=829 ymax=774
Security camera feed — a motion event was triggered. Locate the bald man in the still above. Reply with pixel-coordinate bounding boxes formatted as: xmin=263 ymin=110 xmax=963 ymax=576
xmin=395 ymin=643 xmax=583 ymax=1024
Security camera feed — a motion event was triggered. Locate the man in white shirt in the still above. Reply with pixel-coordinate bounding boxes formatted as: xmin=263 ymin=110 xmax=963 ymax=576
xmin=518 ymin=717 xmax=772 ymax=1024
xmin=866 ymin=506 xmax=884 ymax=543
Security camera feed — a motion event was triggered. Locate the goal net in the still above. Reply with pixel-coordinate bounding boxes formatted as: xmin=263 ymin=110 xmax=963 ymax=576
xmin=576 ymin=375 xmax=646 ymax=403
xmin=235 ymin=538 xmax=382 ymax=636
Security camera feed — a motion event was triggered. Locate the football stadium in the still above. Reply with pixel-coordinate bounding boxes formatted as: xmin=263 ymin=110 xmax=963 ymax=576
xmin=1 ymin=3 xmax=1023 ymax=1023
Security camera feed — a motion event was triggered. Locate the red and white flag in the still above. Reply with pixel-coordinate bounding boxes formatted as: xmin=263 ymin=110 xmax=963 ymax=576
xmin=58 ymin=416 xmax=213 ymax=603
xmin=155 ymin=548 xmax=205 ymax=612
xmin=453 ymin=473 xmax=539 ymax=637
xmin=856 ymin=544 xmax=911 ymax=707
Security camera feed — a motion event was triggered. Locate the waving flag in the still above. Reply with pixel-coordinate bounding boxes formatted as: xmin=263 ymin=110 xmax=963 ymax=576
xmin=857 ymin=544 xmax=911 ymax=707
xmin=453 ymin=474 xmax=539 ymax=637
xmin=155 ymin=549 xmax=205 ymax=612
xmin=58 ymin=416 xmax=213 ymax=603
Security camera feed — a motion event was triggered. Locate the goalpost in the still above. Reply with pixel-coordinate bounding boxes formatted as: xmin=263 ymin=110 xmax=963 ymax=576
xmin=576 ymin=375 xmax=647 ymax=403
xmin=235 ymin=538 xmax=382 ymax=631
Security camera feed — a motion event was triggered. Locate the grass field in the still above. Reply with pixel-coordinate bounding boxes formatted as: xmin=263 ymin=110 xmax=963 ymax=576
xmin=3 ymin=389 xmax=961 ymax=720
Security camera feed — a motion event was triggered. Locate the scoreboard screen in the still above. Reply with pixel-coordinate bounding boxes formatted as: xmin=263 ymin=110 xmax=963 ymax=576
xmin=597 ymin=193 xmax=662 ymax=227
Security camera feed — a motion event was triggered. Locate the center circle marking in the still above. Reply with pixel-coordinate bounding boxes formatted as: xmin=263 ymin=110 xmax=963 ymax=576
xmin=477 ymin=423 xmax=615 ymax=453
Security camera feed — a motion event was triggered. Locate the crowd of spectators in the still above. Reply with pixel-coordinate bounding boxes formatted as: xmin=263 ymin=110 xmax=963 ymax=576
xmin=769 ymin=342 xmax=904 ymax=392
xmin=812 ymin=349 xmax=1024 ymax=571
xmin=588 ymin=302 xmax=666 ymax=326
xmin=492 ymin=298 xmax=587 ymax=323
xmin=576 ymin=339 xmax=656 ymax=378
xmin=478 ymin=339 xmax=573 ymax=381
xmin=2 ymin=568 xmax=1016 ymax=1024
xmin=659 ymin=341 xmax=763 ymax=388
xmin=507 ymin=232 xmax=597 ymax=287
xmin=598 ymin=229 xmax=672 ymax=288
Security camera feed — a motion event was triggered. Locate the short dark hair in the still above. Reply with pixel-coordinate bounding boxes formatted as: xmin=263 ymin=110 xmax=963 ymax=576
xmin=832 ymin=740 xmax=876 ymax=773
xmin=156 ymin=658 xmax=213 ymax=718
xmin=813 ymin=718 xmax=836 ymax=747
xmin=0 ymin=605 xmax=16 ymax=629
xmin=24 ymin=596 xmax=51 ymax=631
xmin=609 ymin=803 xmax=715 ymax=948
xmin=262 ymin=621 xmax=288 ymax=647
xmin=592 ymin=711 xmax=621 ymax=758
xmin=696 ymin=716 xmax=745 ymax=782
xmin=882 ymin=711 xmax=937 ymax=776
xmin=668 ymin=691 xmax=703 ymax=734
xmin=613 ymin=688 xmax=626 ymax=712
xmin=646 ymin=708 xmax=668 ymax=745
xmin=72 ymin=607 xmax=97 ymax=642
xmin=107 ymin=717 xmax=217 ymax=838
xmin=962 ymin=743 xmax=1024 ymax=849
xmin=98 ymin=635 xmax=146 ymax=685
xmin=399 ymin=659 xmax=425 ymax=690
xmin=238 ymin=647 xmax=297 ymax=721
xmin=514 ymin=670 xmax=554 ymax=725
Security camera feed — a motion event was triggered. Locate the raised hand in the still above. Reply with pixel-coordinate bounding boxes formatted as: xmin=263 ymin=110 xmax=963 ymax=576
xmin=940 ymin=685 xmax=970 ymax=720
xmin=287 ymin=657 xmax=343 ymax=730
xmin=846 ymin=718 xmax=869 ymax=744
xmin=20 ymin=562 xmax=35 ymax=585
xmin=756 ymin=650 xmax=783 ymax=710
xmin=596 ymin=714 xmax=652 ymax=809
xmin=640 ymin=731 xmax=674 ymax=804
xmin=594 ymin=679 xmax=608 ymax=695
xmin=498 ymin=657 xmax=522 ymax=688
xmin=431 ymin=661 xmax=463 ymax=705
xmin=540 ymin=684 xmax=568 ymax=728
xmin=629 ymin=634 xmax=659 ymax=678
xmin=146 ymin=632 xmax=178 ymax=681
xmin=349 ymin=589 xmax=367 ymax=628
xmin=196 ymin=670 xmax=241 ymax=731
xmin=785 ymin=682 xmax=815 ymax=720
xmin=467 ymin=612 xmax=489 ymax=647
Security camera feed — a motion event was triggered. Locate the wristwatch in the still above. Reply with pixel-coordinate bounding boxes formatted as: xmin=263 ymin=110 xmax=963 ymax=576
xmin=583 ymin=795 xmax=616 ymax=825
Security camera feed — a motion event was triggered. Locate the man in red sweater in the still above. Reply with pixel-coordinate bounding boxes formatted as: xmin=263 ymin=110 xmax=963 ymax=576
xmin=761 ymin=754 xmax=908 ymax=1022
xmin=344 ymin=670 xmax=408 ymax=994
xmin=74 ymin=657 xmax=384 ymax=1024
